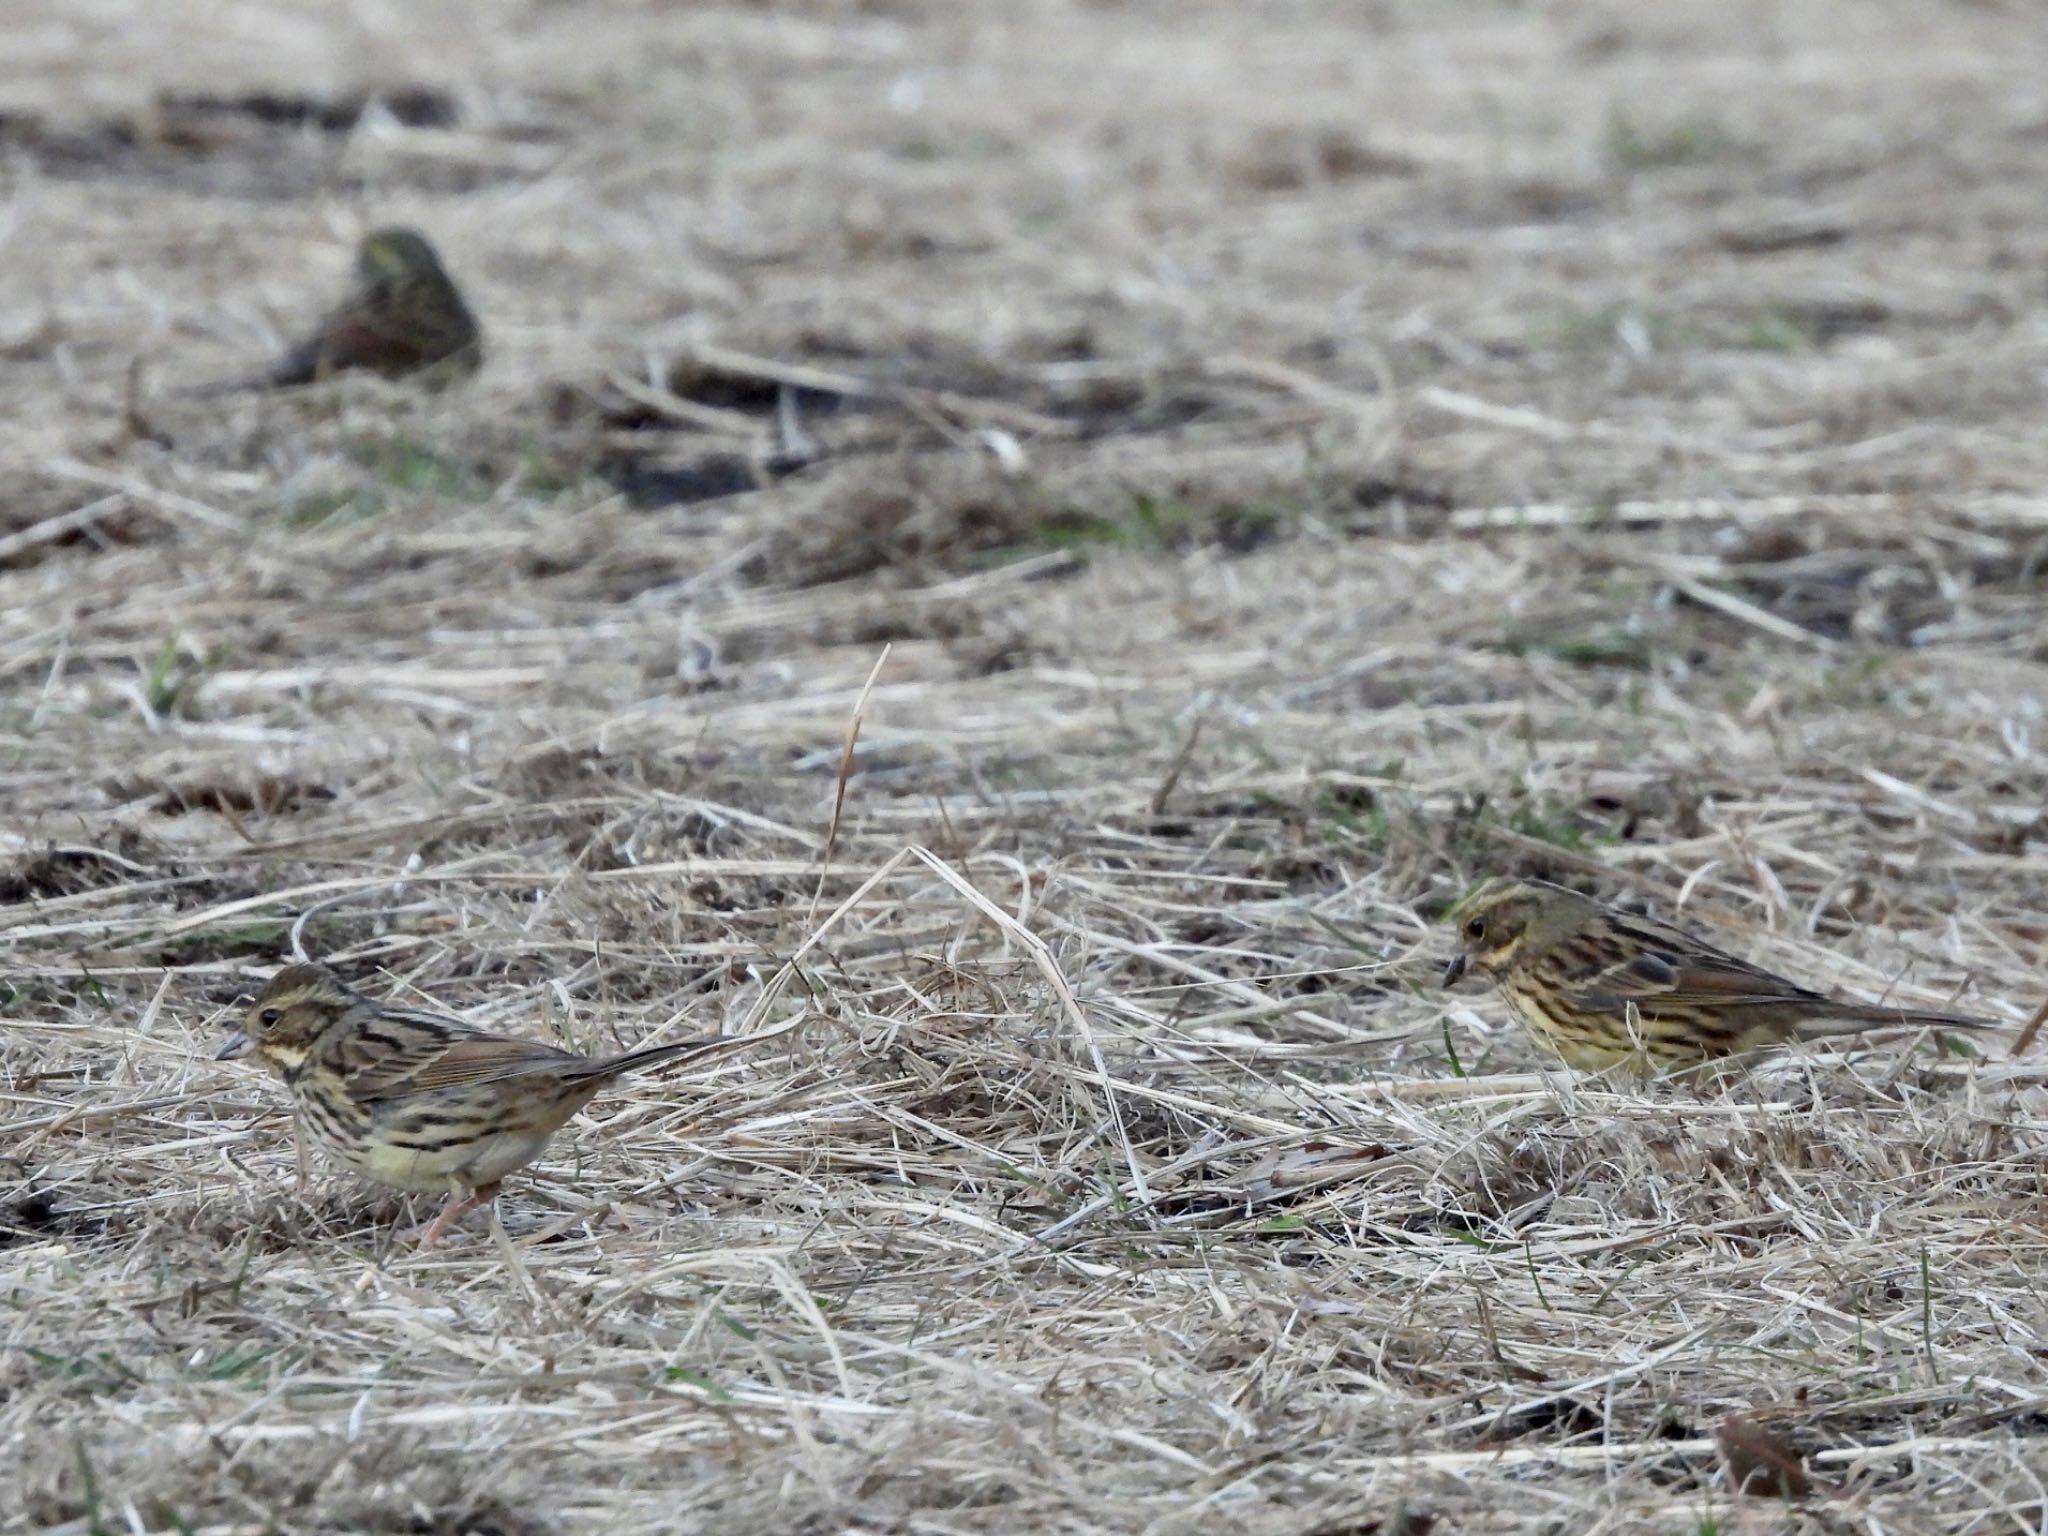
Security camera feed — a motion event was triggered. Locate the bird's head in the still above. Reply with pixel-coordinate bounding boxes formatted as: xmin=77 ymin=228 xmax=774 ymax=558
xmin=216 ymin=962 xmax=357 ymax=1075
xmin=356 ymin=227 xmax=446 ymax=286
xmin=1441 ymin=878 xmax=1593 ymax=986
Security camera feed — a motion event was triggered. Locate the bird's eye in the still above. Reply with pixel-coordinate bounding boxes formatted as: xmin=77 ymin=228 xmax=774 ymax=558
xmin=1464 ymin=917 xmax=1486 ymax=940
xmin=258 ymin=1007 xmax=282 ymax=1027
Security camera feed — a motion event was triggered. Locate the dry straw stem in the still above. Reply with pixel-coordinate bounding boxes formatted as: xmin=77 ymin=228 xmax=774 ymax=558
xmin=810 ymin=642 xmax=890 ymax=922
xmin=8 ymin=0 xmax=2048 ymax=1531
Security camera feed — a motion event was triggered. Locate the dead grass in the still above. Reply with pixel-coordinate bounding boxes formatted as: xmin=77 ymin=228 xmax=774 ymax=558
xmin=6 ymin=0 xmax=2048 ymax=1531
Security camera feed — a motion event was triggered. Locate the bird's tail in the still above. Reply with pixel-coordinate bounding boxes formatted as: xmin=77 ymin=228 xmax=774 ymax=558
xmin=580 ymin=1015 xmax=802 ymax=1081
xmin=183 ymin=355 xmax=315 ymax=399
xmin=1797 ymin=1002 xmax=1996 ymax=1039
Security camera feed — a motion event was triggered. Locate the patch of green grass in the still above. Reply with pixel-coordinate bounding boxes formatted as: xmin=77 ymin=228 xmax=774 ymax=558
xmin=74 ymin=1438 xmax=112 ymax=1536
xmin=1494 ymin=626 xmax=1654 ymax=670
xmin=284 ymin=437 xmax=487 ymax=527
xmin=1102 ymin=1160 xmax=1133 ymax=1215
xmin=1525 ymin=1241 xmax=1552 ymax=1312
xmin=516 ymin=446 xmax=601 ymax=501
xmin=1034 ymin=493 xmax=1289 ymax=555
xmin=140 ymin=636 xmax=214 ymax=718
xmin=1604 ymin=106 xmax=1736 ymax=170
xmin=1315 ymin=789 xmax=1391 ymax=845
xmin=142 ymin=638 xmax=182 ymax=716
xmin=348 ymin=436 xmax=482 ymax=498
xmin=192 ymin=1345 xmax=298 ymax=1382
xmin=1507 ymin=808 xmax=1587 ymax=850
xmin=1127 ymin=491 xmax=1199 ymax=542
xmin=1590 ymin=1259 xmax=1645 ymax=1313
xmin=1740 ymin=314 xmax=1811 ymax=352
xmin=663 ymin=1365 xmax=735 ymax=1400
xmin=1036 ymin=507 xmax=1130 ymax=549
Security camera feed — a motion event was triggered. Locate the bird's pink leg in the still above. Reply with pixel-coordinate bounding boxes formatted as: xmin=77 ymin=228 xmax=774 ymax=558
xmin=416 ymin=1182 xmax=498 ymax=1248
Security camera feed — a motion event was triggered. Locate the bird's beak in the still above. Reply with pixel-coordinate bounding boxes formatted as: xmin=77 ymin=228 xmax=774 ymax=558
xmin=1441 ymin=953 xmax=1470 ymax=988
xmin=215 ymin=1031 xmax=254 ymax=1061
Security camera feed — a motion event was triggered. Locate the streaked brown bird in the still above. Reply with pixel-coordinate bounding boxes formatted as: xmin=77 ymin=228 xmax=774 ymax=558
xmin=1442 ymin=877 xmax=1993 ymax=1075
xmin=216 ymin=227 xmax=482 ymax=392
xmin=216 ymin=963 xmax=787 ymax=1245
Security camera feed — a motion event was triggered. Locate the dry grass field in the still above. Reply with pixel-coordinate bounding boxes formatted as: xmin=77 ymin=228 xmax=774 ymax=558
xmin=7 ymin=1 xmax=2048 ymax=1530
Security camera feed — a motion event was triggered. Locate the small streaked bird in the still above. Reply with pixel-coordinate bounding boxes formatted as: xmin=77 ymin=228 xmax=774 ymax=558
xmin=216 ymin=963 xmax=787 ymax=1245
xmin=207 ymin=227 xmax=482 ymax=393
xmin=1442 ymin=877 xmax=1994 ymax=1075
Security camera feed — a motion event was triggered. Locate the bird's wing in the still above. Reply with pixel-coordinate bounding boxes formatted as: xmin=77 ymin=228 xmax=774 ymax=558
xmin=1560 ymin=913 xmax=1827 ymax=1009
xmin=271 ymin=279 xmax=463 ymax=383
xmin=294 ymin=307 xmax=419 ymax=380
xmin=336 ymin=1011 xmax=580 ymax=1102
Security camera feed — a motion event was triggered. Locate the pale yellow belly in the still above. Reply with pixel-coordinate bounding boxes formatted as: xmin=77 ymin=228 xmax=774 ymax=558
xmin=334 ymin=1124 xmax=561 ymax=1193
xmin=1506 ymin=988 xmax=1651 ymax=1074
xmin=296 ymin=1083 xmax=591 ymax=1194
